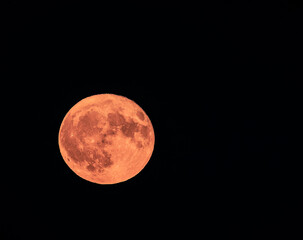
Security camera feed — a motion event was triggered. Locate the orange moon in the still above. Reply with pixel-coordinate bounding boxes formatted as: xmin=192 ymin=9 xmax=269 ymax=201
xmin=58 ymin=94 xmax=155 ymax=184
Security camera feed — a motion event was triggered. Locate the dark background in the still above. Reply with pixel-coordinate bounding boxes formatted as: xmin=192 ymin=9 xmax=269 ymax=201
xmin=2 ymin=1 xmax=302 ymax=238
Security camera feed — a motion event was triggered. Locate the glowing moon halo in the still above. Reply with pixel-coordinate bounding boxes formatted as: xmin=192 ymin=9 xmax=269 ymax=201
xmin=58 ymin=94 xmax=155 ymax=184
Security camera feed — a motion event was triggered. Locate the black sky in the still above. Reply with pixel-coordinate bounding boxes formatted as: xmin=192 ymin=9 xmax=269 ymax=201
xmin=2 ymin=2 xmax=302 ymax=238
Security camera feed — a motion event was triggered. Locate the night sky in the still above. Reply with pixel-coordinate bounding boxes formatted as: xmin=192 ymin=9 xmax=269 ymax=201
xmin=3 ymin=2 xmax=301 ymax=238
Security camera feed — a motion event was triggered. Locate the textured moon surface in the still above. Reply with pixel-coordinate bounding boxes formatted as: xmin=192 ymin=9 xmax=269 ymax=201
xmin=58 ymin=94 xmax=155 ymax=184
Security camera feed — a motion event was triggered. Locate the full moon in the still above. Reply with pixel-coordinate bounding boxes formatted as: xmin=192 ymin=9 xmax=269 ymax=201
xmin=58 ymin=94 xmax=155 ymax=184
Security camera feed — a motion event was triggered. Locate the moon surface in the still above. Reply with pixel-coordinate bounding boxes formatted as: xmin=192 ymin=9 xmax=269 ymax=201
xmin=58 ymin=94 xmax=155 ymax=184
